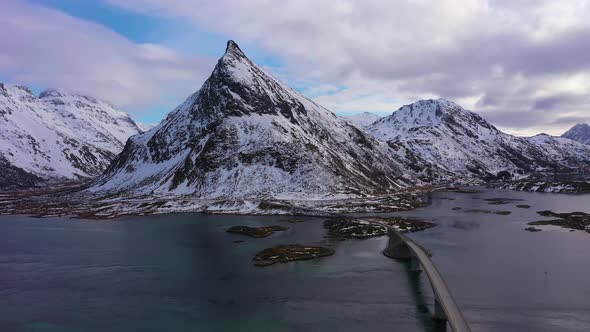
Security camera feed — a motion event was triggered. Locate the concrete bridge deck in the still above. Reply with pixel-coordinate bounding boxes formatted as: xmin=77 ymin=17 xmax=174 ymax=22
xmin=379 ymin=223 xmax=472 ymax=332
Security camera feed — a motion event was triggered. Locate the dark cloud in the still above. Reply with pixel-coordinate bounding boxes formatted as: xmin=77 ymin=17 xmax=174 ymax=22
xmin=532 ymin=93 xmax=590 ymax=111
xmin=551 ymin=115 xmax=590 ymax=126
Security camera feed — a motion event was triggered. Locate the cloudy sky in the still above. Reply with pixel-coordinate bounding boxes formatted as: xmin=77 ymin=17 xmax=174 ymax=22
xmin=1 ymin=0 xmax=589 ymax=135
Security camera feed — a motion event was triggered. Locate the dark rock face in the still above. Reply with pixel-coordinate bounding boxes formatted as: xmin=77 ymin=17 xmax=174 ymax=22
xmin=92 ymin=41 xmax=412 ymax=198
xmin=0 ymin=156 xmax=42 ymax=188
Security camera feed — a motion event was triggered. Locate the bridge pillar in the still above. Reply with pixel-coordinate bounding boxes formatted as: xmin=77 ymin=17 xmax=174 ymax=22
xmin=433 ymin=297 xmax=447 ymax=321
xmin=410 ymin=255 xmax=422 ymax=272
xmin=383 ymin=229 xmax=412 ymax=259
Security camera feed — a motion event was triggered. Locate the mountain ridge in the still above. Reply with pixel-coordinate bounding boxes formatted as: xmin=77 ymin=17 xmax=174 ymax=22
xmin=0 ymin=83 xmax=142 ymax=187
xmin=368 ymin=99 xmax=590 ymax=180
xmin=342 ymin=112 xmax=382 ymax=128
xmin=90 ymin=40 xmax=414 ymax=199
xmin=562 ymin=123 xmax=590 ymax=145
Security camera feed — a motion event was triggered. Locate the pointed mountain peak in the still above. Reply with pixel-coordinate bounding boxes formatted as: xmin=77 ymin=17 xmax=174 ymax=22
xmin=407 ymin=98 xmax=461 ymax=110
xmin=39 ymin=88 xmax=66 ymax=99
xmin=213 ymin=40 xmax=260 ymax=86
xmin=186 ymin=38 xmax=301 ymax=121
xmin=370 ymin=98 xmax=496 ymax=133
xmin=562 ymin=122 xmax=590 ymax=145
xmin=392 ymin=99 xmax=465 ymax=120
xmin=223 ymin=40 xmax=247 ymax=60
xmin=563 ymin=123 xmax=590 ymax=134
xmin=573 ymin=123 xmax=590 ymax=130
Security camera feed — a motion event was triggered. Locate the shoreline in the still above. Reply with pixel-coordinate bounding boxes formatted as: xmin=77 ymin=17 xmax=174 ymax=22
xmin=1 ymin=181 xmax=589 ymax=221
xmin=0 ymin=184 xmax=445 ymax=220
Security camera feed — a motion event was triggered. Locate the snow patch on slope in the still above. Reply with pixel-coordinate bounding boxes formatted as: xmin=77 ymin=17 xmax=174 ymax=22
xmin=0 ymin=83 xmax=142 ymax=180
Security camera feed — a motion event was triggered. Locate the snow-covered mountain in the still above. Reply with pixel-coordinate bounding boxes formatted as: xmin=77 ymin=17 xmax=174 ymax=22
xmin=136 ymin=122 xmax=158 ymax=133
xmin=0 ymin=84 xmax=142 ymax=186
xmin=526 ymin=134 xmax=590 ymax=168
xmin=562 ymin=123 xmax=590 ymax=145
xmin=90 ymin=41 xmax=413 ymax=199
xmin=367 ymin=99 xmax=590 ymax=180
xmin=342 ymin=112 xmax=382 ymax=128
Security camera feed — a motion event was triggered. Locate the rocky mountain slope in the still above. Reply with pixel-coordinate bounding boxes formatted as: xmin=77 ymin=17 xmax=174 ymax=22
xmin=526 ymin=134 xmax=590 ymax=164
xmin=367 ymin=99 xmax=590 ymax=181
xmin=342 ymin=112 xmax=382 ymax=128
xmin=90 ymin=41 xmax=413 ymax=199
xmin=0 ymin=84 xmax=142 ymax=187
xmin=562 ymin=123 xmax=590 ymax=145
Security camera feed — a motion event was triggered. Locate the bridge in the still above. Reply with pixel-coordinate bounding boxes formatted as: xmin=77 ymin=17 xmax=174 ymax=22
xmin=378 ymin=222 xmax=472 ymax=332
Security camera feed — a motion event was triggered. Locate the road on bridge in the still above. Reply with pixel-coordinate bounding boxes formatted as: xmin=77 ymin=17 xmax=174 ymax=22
xmin=376 ymin=221 xmax=472 ymax=332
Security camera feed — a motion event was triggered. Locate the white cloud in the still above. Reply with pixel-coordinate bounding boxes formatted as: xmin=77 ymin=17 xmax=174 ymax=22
xmin=0 ymin=0 xmax=214 ymax=109
xmin=2 ymin=0 xmax=589 ymax=135
xmin=105 ymin=0 xmax=590 ymax=135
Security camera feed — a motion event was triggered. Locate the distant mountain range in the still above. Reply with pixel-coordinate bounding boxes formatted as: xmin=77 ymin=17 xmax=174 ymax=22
xmin=342 ymin=112 xmax=382 ymax=128
xmin=367 ymin=99 xmax=590 ymax=181
xmin=136 ymin=122 xmax=158 ymax=133
xmin=88 ymin=41 xmax=590 ymax=200
xmin=2 ymin=41 xmax=589 ymax=200
xmin=562 ymin=123 xmax=590 ymax=145
xmin=0 ymin=84 xmax=142 ymax=188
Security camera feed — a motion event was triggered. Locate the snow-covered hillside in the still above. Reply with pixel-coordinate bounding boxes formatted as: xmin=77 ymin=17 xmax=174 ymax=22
xmin=0 ymin=84 xmax=142 ymax=185
xmin=136 ymin=122 xmax=158 ymax=133
xmin=526 ymin=134 xmax=590 ymax=170
xmin=90 ymin=41 xmax=413 ymax=199
xmin=368 ymin=99 xmax=590 ymax=180
xmin=342 ymin=112 xmax=382 ymax=128
xmin=562 ymin=123 xmax=590 ymax=145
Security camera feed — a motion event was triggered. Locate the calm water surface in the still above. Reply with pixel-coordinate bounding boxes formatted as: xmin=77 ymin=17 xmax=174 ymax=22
xmin=0 ymin=188 xmax=589 ymax=331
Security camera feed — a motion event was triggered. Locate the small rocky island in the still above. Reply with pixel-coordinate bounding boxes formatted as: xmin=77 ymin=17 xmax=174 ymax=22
xmin=484 ymin=198 xmax=525 ymax=205
xmin=323 ymin=217 xmax=436 ymax=239
xmin=227 ymin=225 xmax=289 ymax=238
xmin=528 ymin=210 xmax=590 ymax=233
xmin=441 ymin=187 xmax=484 ymax=194
xmin=251 ymin=217 xmax=436 ymax=267
xmin=463 ymin=209 xmax=512 ymax=215
xmin=253 ymin=244 xmax=335 ymax=267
